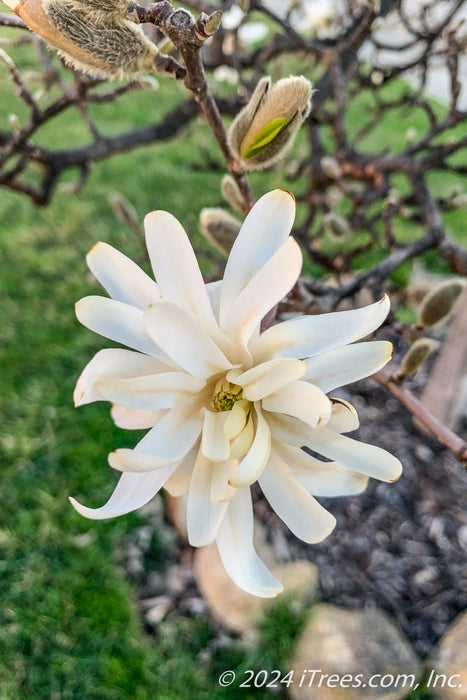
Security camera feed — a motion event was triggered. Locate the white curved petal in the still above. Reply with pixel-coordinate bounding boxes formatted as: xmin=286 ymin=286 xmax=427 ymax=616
xmin=306 ymin=426 xmax=403 ymax=482
xmin=108 ymin=448 xmax=179 ymax=473
xmin=260 ymin=451 xmax=336 ymax=543
xmin=229 ymin=404 xmax=271 ymax=488
xmin=75 ymin=296 xmax=171 ymax=362
xmin=206 ymin=280 xmax=222 ymax=323
xmin=69 ymin=467 xmax=175 ymax=520
xmin=211 ymin=460 xmax=238 ymax=502
xmin=216 ymin=488 xmax=283 ymax=598
xmin=221 ymin=237 xmax=302 ymax=358
xmin=229 ymin=413 xmax=255 ymax=459
xmin=228 ymin=357 xmax=306 ymax=401
xmin=252 ymin=296 xmax=390 ymax=362
xmin=86 ymin=242 xmax=160 ymax=309
xmin=164 ymin=443 xmax=199 ymax=497
xmin=144 ymin=210 xmax=221 ymax=338
xmin=274 ymin=441 xmax=368 ymax=496
xmin=110 ymin=405 xmax=166 ymax=430
xmin=73 ymin=348 xmax=169 ymax=407
xmin=220 ymin=190 xmax=295 ymax=324
xmin=187 ymin=451 xmax=229 ymax=546
xmin=326 ymin=398 xmax=359 ymax=433
xmin=303 ymin=341 xmax=393 ymax=393
xmin=262 ymin=380 xmax=332 ymax=428
xmin=201 ymin=409 xmax=231 ymax=462
xmin=267 ymin=411 xmax=313 ymax=447
xmin=134 ymin=400 xmax=203 ymax=462
xmin=144 ymin=302 xmax=233 ymax=380
xmin=96 ymin=373 xmax=206 ymax=410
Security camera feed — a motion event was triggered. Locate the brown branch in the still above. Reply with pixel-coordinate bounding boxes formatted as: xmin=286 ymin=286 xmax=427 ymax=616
xmin=373 ymin=370 xmax=467 ymax=468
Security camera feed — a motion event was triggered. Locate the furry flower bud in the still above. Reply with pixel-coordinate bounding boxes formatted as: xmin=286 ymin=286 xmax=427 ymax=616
xmin=228 ymin=75 xmax=312 ymax=170
xmin=3 ymin=0 xmax=158 ymax=79
xmin=323 ymin=211 xmax=350 ymax=238
xmin=221 ymin=174 xmax=244 ymax=213
xmin=199 ymin=207 xmax=242 ymax=255
xmin=397 ymin=338 xmax=439 ymax=380
xmin=417 ymin=278 xmax=466 ymax=328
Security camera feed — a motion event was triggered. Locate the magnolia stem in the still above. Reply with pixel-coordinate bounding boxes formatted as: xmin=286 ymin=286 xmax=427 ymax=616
xmin=373 ymin=370 xmax=467 ymax=468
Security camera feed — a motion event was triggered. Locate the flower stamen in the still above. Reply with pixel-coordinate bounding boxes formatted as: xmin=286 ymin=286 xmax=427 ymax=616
xmin=211 ymin=377 xmax=244 ymax=412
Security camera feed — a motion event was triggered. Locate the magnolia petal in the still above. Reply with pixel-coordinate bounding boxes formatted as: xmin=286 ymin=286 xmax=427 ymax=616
xmin=110 ymin=405 xmax=166 ymax=430
xmin=267 ymin=411 xmax=312 ymax=447
xmin=223 ymin=400 xmax=250 ymax=440
xmin=187 ymin=451 xmax=229 ymax=546
xmin=211 ymin=460 xmax=238 ymax=502
xmin=86 ymin=241 xmax=161 ymax=309
xmin=327 ymin=398 xmax=360 ymax=433
xmin=260 ymin=452 xmax=336 ymax=543
xmin=306 ymin=427 xmax=403 ymax=483
xmin=69 ymin=468 xmax=175 ymax=520
xmin=262 ymin=380 xmax=332 ymax=429
xmin=229 ymin=404 xmax=271 ymax=488
xmin=303 ymin=341 xmax=393 ymax=393
xmin=134 ymin=401 xmax=203 ymax=462
xmin=228 ymin=357 xmax=306 ymax=401
xmin=219 ymin=190 xmax=295 ymax=325
xmin=201 ymin=409 xmax=231 ymax=462
xmin=108 ymin=448 xmax=178 ymax=472
xmin=273 ymin=442 xmax=368 ymax=496
xmin=252 ymin=296 xmax=390 ymax=362
xmin=96 ymin=372 xmax=206 ymax=410
xmin=216 ymin=488 xmax=283 ymax=598
xmin=206 ymin=280 xmax=222 ymax=323
xmin=144 ymin=302 xmax=233 ymax=380
xmin=221 ymin=237 xmax=302 ymax=357
xmin=164 ymin=444 xmax=199 ymax=497
xmin=144 ymin=210 xmax=221 ymax=338
xmin=229 ymin=413 xmax=255 ymax=459
xmin=76 ymin=296 xmax=169 ymax=361
xmin=73 ymin=348 xmax=168 ymax=407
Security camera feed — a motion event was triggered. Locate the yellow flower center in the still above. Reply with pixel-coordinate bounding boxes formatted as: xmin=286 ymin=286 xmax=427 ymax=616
xmin=211 ymin=377 xmax=244 ymax=412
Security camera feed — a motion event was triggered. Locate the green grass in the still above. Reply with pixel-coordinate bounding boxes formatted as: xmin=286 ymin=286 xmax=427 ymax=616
xmin=0 ymin=27 xmax=466 ymax=699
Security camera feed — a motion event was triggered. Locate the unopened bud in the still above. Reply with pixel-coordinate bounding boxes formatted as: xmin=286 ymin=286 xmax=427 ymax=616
xmin=237 ymin=0 xmax=250 ymax=11
xmin=221 ymin=174 xmax=244 ymax=212
xmin=321 ymin=155 xmax=341 ymax=180
xmin=3 ymin=0 xmax=158 ymax=79
xmin=323 ymin=211 xmax=350 ymax=238
xmin=109 ymin=192 xmax=139 ymax=230
xmin=8 ymin=113 xmax=21 ymax=133
xmin=396 ymin=338 xmax=439 ymax=380
xmin=228 ymin=75 xmax=312 ymax=170
xmin=417 ymin=278 xmax=466 ymax=327
xmin=452 ymin=193 xmax=467 ymax=209
xmin=199 ymin=208 xmax=242 ymax=255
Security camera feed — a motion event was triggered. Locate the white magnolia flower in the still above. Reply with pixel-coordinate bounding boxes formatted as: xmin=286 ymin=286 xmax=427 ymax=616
xmin=71 ymin=190 xmax=402 ymax=597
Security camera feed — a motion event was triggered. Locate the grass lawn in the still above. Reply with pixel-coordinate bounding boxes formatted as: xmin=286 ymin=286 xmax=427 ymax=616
xmin=0 ymin=28 xmax=465 ymax=699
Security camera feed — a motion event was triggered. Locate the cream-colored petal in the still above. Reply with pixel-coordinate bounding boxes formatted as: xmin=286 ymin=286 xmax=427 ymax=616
xmin=273 ymin=442 xmax=368 ymax=496
xmin=164 ymin=443 xmax=199 ymax=497
xmin=303 ymin=341 xmax=393 ymax=393
xmin=251 ymin=296 xmax=390 ymax=362
xmin=227 ymin=357 xmax=306 ymax=401
xmin=73 ymin=348 xmax=168 ymax=407
xmin=186 ymin=451 xmax=229 ymax=546
xmin=219 ymin=190 xmax=295 ymax=325
xmin=96 ymin=372 xmax=206 ymax=410
xmin=262 ymin=380 xmax=332 ymax=428
xmin=144 ymin=301 xmax=233 ymax=380
xmin=201 ymin=409 xmax=231 ymax=462
xmin=75 ymin=296 xmax=171 ymax=362
xmin=229 ymin=413 xmax=255 ymax=459
xmin=221 ymin=237 xmax=302 ymax=358
xmin=110 ymin=405 xmax=166 ymax=430
xmin=216 ymin=488 xmax=283 ymax=598
xmin=305 ymin=427 xmax=403 ymax=483
xmin=69 ymin=467 xmax=176 ymax=520
xmin=144 ymin=210 xmax=222 ymax=340
xmin=86 ymin=241 xmax=160 ymax=309
xmin=327 ymin=398 xmax=360 ymax=433
xmin=108 ymin=448 xmax=179 ymax=473
xmin=134 ymin=400 xmax=203 ymax=462
xmin=223 ymin=400 xmax=250 ymax=440
xmin=229 ymin=404 xmax=271 ymax=488
xmin=211 ymin=460 xmax=238 ymax=502
xmin=259 ymin=452 xmax=336 ymax=543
